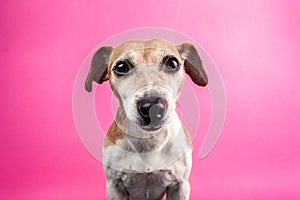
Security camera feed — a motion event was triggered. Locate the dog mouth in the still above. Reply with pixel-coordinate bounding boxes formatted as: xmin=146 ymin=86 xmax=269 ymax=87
xmin=138 ymin=110 xmax=167 ymax=132
xmin=140 ymin=124 xmax=163 ymax=132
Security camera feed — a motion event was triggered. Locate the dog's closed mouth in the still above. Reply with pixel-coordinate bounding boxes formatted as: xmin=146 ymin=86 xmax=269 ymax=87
xmin=140 ymin=124 xmax=163 ymax=132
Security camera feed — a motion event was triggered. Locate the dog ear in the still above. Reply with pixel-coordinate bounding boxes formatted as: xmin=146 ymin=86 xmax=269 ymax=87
xmin=85 ymin=46 xmax=113 ymax=92
xmin=177 ymin=43 xmax=208 ymax=87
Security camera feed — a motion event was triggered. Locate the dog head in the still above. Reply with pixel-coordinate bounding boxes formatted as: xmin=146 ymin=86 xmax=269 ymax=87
xmin=85 ymin=39 xmax=207 ymax=132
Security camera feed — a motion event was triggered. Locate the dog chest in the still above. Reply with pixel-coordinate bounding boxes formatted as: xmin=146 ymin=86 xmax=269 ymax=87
xmin=120 ymin=170 xmax=177 ymax=200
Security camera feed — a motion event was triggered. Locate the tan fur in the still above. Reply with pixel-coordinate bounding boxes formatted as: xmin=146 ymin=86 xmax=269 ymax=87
xmin=109 ymin=39 xmax=181 ymax=70
xmin=183 ymin=127 xmax=193 ymax=148
xmin=104 ymin=121 xmax=125 ymax=147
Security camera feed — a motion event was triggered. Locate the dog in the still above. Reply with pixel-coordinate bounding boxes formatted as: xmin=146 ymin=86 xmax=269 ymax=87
xmin=85 ymin=39 xmax=208 ymax=200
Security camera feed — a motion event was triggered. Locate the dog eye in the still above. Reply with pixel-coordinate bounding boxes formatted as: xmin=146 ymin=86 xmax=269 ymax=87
xmin=162 ymin=56 xmax=180 ymax=72
xmin=113 ymin=60 xmax=133 ymax=76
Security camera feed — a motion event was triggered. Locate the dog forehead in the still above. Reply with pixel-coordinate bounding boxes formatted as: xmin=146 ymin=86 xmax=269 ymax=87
xmin=110 ymin=39 xmax=179 ymax=61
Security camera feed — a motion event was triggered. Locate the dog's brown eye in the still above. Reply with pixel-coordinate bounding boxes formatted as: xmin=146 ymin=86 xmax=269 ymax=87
xmin=162 ymin=56 xmax=180 ymax=72
xmin=113 ymin=60 xmax=133 ymax=76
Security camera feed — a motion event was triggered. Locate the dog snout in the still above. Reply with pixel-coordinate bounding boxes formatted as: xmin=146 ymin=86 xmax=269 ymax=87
xmin=137 ymin=97 xmax=166 ymax=126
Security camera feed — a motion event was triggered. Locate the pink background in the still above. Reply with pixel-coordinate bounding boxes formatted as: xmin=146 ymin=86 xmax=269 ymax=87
xmin=1 ymin=0 xmax=300 ymax=199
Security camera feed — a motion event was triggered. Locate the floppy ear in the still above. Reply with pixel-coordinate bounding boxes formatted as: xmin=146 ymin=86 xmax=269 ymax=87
xmin=85 ymin=46 xmax=113 ymax=92
xmin=177 ymin=43 xmax=208 ymax=87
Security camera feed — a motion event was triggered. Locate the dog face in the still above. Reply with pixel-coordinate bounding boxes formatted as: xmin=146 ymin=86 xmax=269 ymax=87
xmin=85 ymin=39 xmax=208 ymax=133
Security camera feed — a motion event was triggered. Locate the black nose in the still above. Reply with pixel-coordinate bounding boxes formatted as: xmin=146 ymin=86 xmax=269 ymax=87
xmin=137 ymin=98 xmax=166 ymax=125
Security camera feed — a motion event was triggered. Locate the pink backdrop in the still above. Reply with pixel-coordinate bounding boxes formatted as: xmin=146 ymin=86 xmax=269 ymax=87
xmin=1 ymin=0 xmax=300 ymax=199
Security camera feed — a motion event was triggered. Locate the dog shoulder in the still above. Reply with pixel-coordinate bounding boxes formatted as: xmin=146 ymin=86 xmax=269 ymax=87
xmin=104 ymin=121 xmax=126 ymax=147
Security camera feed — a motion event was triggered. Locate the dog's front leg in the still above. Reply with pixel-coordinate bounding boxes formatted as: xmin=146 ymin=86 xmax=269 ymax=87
xmin=166 ymin=180 xmax=190 ymax=200
xmin=106 ymin=180 xmax=129 ymax=200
